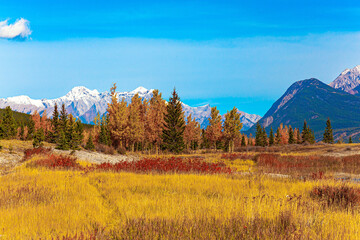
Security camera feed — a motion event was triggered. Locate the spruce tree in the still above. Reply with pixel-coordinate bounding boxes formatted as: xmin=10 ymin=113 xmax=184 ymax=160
xmin=349 ymin=136 xmax=353 ymax=144
xmin=99 ymin=115 xmax=111 ymax=146
xmin=241 ymin=135 xmax=246 ymax=147
xmin=255 ymin=123 xmax=263 ymax=146
xmin=269 ymin=127 xmax=274 ymax=146
xmin=323 ymin=118 xmax=334 ymax=144
xmin=51 ymin=103 xmax=60 ymax=143
xmin=162 ymin=88 xmax=186 ymax=153
xmin=296 ymin=129 xmax=301 ymax=144
xmin=275 ymin=127 xmax=281 ymax=145
xmin=301 ymin=120 xmax=309 ymax=143
xmin=85 ymin=132 xmax=95 ymax=151
xmin=56 ymin=130 xmax=69 ymax=150
xmin=261 ymin=127 xmax=268 ymax=147
xmin=0 ymin=107 xmax=17 ymax=139
xmin=288 ymin=126 xmax=295 ymax=144
xmin=33 ymin=128 xmax=45 ymax=148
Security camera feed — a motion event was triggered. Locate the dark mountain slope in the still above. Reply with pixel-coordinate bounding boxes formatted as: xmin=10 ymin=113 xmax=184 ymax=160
xmin=247 ymin=78 xmax=360 ymax=141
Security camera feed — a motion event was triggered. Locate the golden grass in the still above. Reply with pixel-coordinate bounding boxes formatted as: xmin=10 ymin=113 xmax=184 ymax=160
xmin=2 ymin=160 xmax=360 ymax=239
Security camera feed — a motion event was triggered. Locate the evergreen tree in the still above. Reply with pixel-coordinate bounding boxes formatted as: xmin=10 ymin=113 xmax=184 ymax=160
xmin=296 ymin=129 xmax=301 ymax=144
xmin=288 ymin=126 xmax=295 ymax=144
xmin=50 ymin=103 xmax=60 ymax=143
xmin=99 ymin=114 xmax=111 ymax=146
xmin=255 ymin=123 xmax=263 ymax=146
xmin=223 ymin=107 xmax=242 ymax=152
xmin=59 ymin=104 xmax=68 ymax=132
xmin=0 ymin=106 xmax=17 ymax=139
xmin=261 ymin=127 xmax=268 ymax=147
xmin=301 ymin=120 xmax=311 ymax=143
xmin=269 ymin=127 xmax=274 ymax=146
xmin=162 ymin=88 xmax=186 ymax=153
xmin=275 ymin=127 xmax=281 ymax=145
xmin=33 ymin=128 xmax=45 ymax=148
xmin=241 ymin=135 xmax=246 ymax=147
xmin=85 ymin=132 xmax=95 ymax=151
xmin=349 ymin=136 xmax=353 ymax=144
xmin=323 ymin=118 xmax=334 ymax=144
xmin=71 ymin=119 xmax=84 ymax=150
xmin=56 ymin=130 xmax=69 ymax=150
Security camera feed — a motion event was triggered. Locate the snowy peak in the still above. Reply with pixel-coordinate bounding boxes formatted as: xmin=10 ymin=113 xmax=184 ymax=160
xmin=64 ymin=86 xmax=100 ymax=100
xmin=330 ymin=65 xmax=360 ymax=94
xmin=0 ymin=86 xmax=261 ymax=130
xmin=129 ymin=86 xmax=149 ymax=94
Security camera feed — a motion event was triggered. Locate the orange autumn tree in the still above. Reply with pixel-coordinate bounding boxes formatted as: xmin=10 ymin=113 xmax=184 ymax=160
xmin=127 ymin=93 xmax=145 ymax=152
xmin=206 ymin=106 xmax=222 ymax=150
xmin=145 ymin=89 xmax=166 ymax=154
xmin=184 ymin=114 xmax=202 ymax=151
xmin=108 ymin=83 xmax=129 ymax=149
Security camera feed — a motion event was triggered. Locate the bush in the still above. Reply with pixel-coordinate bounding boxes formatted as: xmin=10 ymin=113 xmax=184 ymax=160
xmin=310 ymin=185 xmax=360 ymax=209
xmin=23 ymin=147 xmax=52 ymax=162
xmin=89 ymin=157 xmax=232 ymax=174
xmin=96 ymin=144 xmax=116 ymax=155
xmin=28 ymin=154 xmax=82 ymax=170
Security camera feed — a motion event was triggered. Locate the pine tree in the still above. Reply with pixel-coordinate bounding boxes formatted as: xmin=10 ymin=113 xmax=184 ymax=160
xmin=255 ymin=123 xmax=263 ymax=146
xmin=33 ymin=128 xmax=45 ymax=148
xmin=261 ymin=127 xmax=268 ymax=147
xmin=50 ymin=103 xmax=60 ymax=143
xmin=323 ymin=118 xmax=334 ymax=144
xmin=241 ymin=135 xmax=246 ymax=147
xmin=275 ymin=127 xmax=281 ymax=145
xmin=56 ymin=130 xmax=69 ymax=150
xmin=162 ymin=88 xmax=186 ymax=153
xmin=349 ymin=136 xmax=353 ymax=144
xmin=206 ymin=107 xmax=222 ymax=150
xmin=269 ymin=127 xmax=274 ymax=146
xmin=99 ymin=114 xmax=111 ymax=146
xmin=59 ymin=104 xmax=68 ymax=132
xmin=85 ymin=132 xmax=95 ymax=151
xmin=223 ymin=107 xmax=242 ymax=152
xmin=0 ymin=107 xmax=17 ymax=139
xmin=301 ymin=120 xmax=309 ymax=143
xmin=288 ymin=126 xmax=295 ymax=144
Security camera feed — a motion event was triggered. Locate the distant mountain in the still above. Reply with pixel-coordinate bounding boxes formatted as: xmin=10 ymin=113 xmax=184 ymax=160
xmin=0 ymin=86 xmax=260 ymax=130
xmin=247 ymin=78 xmax=360 ymax=142
xmin=329 ymin=65 xmax=360 ymax=94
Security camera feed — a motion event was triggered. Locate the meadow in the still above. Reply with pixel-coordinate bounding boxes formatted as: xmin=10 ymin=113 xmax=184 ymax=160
xmin=1 ymin=141 xmax=360 ymax=239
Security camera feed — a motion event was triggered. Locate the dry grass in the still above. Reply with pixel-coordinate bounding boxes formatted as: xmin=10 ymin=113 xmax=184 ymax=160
xmin=2 ymin=143 xmax=360 ymax=239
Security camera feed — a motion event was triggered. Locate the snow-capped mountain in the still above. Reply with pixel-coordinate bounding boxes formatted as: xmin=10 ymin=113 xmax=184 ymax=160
xmin=329 ymin=65 xmax=360 ymax=94
xmin=0 ymin=86 xmax=261 ymax=130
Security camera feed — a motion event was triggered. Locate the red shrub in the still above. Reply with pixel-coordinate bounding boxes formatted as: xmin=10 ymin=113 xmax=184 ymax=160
xmin=23 ymin=147 xmax=52 ymax=162
xmin=30 ymin=154 xmax=82 ymax=170
xmin=89 ymin=157 xmax=232 ymax=174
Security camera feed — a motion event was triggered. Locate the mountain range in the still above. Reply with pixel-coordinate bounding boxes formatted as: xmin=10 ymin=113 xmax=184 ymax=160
xmin=0 ymin=86 xmax=261 ymax=131
xmin=247 ymin=65 xmax=360 ymax=142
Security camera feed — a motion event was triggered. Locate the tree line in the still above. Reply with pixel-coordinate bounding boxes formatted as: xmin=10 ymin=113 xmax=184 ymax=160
xmin=0 ymin=85 xmax=355 ymax=153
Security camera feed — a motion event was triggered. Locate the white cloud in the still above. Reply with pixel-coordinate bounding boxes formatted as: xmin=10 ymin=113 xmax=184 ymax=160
xmin=0 ymin=18 xmax=32 ymax=39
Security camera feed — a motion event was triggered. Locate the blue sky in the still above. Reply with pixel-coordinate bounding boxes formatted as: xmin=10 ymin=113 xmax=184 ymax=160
xmin=1 ymin=1 xmax=360 ymax=115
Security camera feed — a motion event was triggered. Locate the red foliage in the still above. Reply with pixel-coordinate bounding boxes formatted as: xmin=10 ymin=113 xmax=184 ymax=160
xmin=30 ymin=154 xmax=82 ymax=170
xmin=23 ymin=147 xmax=52 ymax=161
xmin=88 ymin=157 xmax=232 ymax=174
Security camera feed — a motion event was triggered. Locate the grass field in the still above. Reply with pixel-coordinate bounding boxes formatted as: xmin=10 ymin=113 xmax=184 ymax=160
xmin=1 ymin=141 xmax=360 ymax=239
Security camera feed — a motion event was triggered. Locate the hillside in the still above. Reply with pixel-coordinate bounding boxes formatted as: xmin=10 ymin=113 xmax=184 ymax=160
xmin=247 ymin=78 xmax=360 ymax=142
